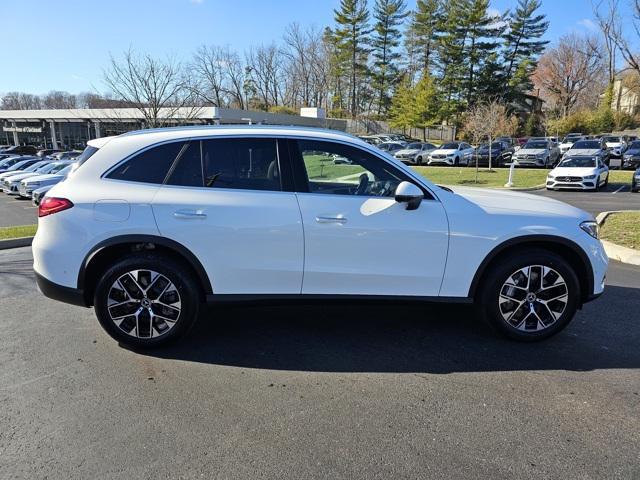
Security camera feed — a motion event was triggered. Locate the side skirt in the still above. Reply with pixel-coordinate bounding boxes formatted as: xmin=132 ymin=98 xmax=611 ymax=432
xmin=205 ymin=294 xmax=474 ymax=305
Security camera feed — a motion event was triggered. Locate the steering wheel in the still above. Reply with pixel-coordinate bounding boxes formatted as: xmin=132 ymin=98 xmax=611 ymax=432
xmin=355 ymin=173 xmax=370 ymax=195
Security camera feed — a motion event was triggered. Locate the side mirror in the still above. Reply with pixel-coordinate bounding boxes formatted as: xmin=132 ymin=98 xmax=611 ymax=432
xmin=395 ymin=181 xmax=423 ymax=211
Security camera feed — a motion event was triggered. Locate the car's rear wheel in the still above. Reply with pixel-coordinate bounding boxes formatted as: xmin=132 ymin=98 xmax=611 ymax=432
xmin=94 ymin=253 xmax=200 ymax=348
xmin=480 ymin=249 xmax=580 ymax=341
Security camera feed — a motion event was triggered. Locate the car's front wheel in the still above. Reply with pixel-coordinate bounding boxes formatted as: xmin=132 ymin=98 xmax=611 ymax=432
xmin=94 ymin=253 xmax=200 ymax=348
xmin=480 ymin=249 xmax=580 ymax=341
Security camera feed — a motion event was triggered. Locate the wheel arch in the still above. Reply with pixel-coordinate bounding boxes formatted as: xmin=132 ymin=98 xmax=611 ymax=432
xmin=79 ymin=235 xmax=212 ymax=306
xmin=468 ymin=235 xmax=594 ymax=305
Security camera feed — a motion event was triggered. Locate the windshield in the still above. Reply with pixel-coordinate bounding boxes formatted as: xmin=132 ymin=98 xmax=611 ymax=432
xmin=50 ymin=163 xmax=71 ymax=173
xmin=59 ymin=165 xmax=73 ymax=175
xmin=603 ymin=136 xmax=621 ymax=142
xmin=559 ymin=157 xmax=597 ymax=168
xmin=629 ymin=141 xmax=640 ymax=149
xmin=572 ymin=140 xmax=600 ymax=149
xmin=441 ymin=142 xmax=459 ymax=149
xmin=561 ymin=136 xmax=579 ymax=143
xmin=480 ymin=142 xmax=502 ymax=149
xmin=407 ymin=143 xmax=422 ymax=149
xmin=6 ymin=160 xmax=34 ymax=171
xmin=523 ymin=141 xmax=547 ymax=149
xmin=24 ymin=161 xmax=51 ymax=172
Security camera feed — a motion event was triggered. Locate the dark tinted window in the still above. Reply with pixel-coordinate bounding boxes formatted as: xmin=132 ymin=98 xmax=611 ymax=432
xmin=201 ymin=138 xmax=281 ymax=191
xmin=107 ymin=142 xmax=183 ymax=184
xmin=166 ymin=142 xmax=203 ymax=187
xmin=572 ymin=140 xmax=601 ymax=149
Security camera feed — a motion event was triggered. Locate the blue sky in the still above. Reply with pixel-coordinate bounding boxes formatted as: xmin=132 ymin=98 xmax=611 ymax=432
xmin=0 ymin=0 xmax=627 ymax=94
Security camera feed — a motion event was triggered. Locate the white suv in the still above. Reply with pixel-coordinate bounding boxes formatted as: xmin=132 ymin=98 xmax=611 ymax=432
xmin=33 ymin=126 xmax=608 ymax=348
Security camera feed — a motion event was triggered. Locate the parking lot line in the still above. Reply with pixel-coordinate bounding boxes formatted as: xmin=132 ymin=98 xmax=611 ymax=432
xmin=612 ymin=185 xmax=626 ymax=194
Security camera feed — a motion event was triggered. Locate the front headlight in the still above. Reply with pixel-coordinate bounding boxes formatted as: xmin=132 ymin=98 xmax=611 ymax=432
xmin=547 ymin=174 xmax=555 ymax=179
xmin=583 ymin=174 xmax=596 ymax=179
xmin=580 ymin=221 xmax=599 ymax=239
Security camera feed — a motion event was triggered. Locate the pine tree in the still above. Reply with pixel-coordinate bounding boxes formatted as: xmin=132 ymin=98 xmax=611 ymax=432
xmin=502 ymin=0 xmax=549 ymax=104
xmin=388 ymin=76 xmax=415 ymax=131
xmin=413 ymin=73 xmax=439 ymax=135
xmin=333 ymin=0 xmax=372 ymax=118
xmin=406 ymin=0 xmax=443 ymax=77
xmin=463 ymin=0 xmax=504 ymax=105
xmin=371 ymin=0 xmax=409 ymax=116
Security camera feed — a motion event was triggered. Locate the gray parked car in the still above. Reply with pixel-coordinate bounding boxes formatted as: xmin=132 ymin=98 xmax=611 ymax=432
xmin=393 ymin=142 xmax=438 ymax=165
xmin=513 ymin=139 xmax=561 ymax=167
xmin=563 ymin=139 xmax=610 ymax=165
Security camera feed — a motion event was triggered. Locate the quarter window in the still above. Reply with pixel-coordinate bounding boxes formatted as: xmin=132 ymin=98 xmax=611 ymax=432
xmin=107 ymin=142 xmax=183 ymax=184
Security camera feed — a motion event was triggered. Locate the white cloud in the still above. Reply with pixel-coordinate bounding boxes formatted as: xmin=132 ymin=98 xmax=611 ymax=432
xmin=577 ymin=18 xmax=598 ymax=31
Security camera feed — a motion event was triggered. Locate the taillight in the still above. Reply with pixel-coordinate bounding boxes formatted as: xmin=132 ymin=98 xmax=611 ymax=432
xmin=38 ymin=197 xmax=74 ymax=217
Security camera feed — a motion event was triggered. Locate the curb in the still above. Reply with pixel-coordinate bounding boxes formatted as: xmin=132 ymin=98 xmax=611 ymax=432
xmin=502 ymin=183 xmax=546 ymax=192
xmin=596 ymin=210 xmax=640 ymax=266
xmin=0 ymin=237 xmax=33 ymax=250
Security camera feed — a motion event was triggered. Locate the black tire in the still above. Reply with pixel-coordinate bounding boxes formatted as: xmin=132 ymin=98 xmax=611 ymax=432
xmin=453 ymin=156 xmax=459 ymax=166
xmin=603 ymin=175 xmax=609 ymax=187
xmin=416 ymin=156 xmax=422 ymax=165
xmin=479 ymin=249 xmax=580 ymax=342
xmin=94 ymin=253 xmax=200 ymax=348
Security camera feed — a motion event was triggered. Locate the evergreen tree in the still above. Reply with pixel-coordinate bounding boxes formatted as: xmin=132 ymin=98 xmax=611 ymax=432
xmin=502 ymin=0 xmax=549 ymax=104
xmin=388 ymin=76 xmax=415 ymax=131
xmin=406 ymin=0 xmax=443 ymax=77
xmin=371 ymin=0 xmax=409 ymax=116
xmin=413 ymin=73 xmax=439 ymax=135
xmin=333 ymin=0 xmax=372 ymax=117
xmin=463 ymin=0 xmax=504 ymax=105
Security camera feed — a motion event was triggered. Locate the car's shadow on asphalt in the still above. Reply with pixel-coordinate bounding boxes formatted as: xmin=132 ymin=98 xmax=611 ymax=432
xmin=137 ymin=285 xmax=640 ymax=374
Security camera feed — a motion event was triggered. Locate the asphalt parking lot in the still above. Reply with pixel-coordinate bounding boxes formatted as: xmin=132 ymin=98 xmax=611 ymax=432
xmin=0 ymin=193 xmax=36 ymax=228
xmin=1 ymin=245 xmax=639 ymax=479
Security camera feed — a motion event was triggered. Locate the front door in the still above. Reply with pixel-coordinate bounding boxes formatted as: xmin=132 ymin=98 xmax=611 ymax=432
xmin=152 ymin=138 xmax=304 ymax=294
xmin=290 ymin=139 xmax=449 ymax=297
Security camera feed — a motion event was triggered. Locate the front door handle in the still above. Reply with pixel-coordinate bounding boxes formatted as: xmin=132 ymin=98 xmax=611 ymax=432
xmin=316 ymin=215 xmax=347 ymax=224
xmin=174 ymin=209 xmax=207 ymax=219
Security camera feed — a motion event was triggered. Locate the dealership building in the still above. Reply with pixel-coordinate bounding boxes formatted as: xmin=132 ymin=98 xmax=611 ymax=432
xmin=0 ymin=107 xmax=347 ymax=149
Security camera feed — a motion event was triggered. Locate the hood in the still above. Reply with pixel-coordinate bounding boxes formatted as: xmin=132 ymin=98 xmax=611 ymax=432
xmin=516 ymin=148 xmax=546 ymax=155
xmin=0 ymin=169 xmax=25 ymax=180
xmin=606 ymin=142 xmax=623 ymax=148
xmin=550 ymin=166 xmax=598 ymax=177
xmin=3 ymin=172 xmax=40 ymax=182
xmin=565 ymin=149 xmax=599 ymax=156
xmin=625 ymin=148 xmax=640 ymax=156
xmin=450 ymin=186 xmax=590 ymax=220
xmin=395 ymin=148 xmax=420 ymax=155
xmin=431 ymin=149 xmax=457 ymax=155
xmin=23 ymin=173 xmax=66 ymax=184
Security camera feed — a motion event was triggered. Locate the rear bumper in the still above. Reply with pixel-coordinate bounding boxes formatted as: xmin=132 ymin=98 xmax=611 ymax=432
xmin=35 ymin=271 xmax=88 ymax=307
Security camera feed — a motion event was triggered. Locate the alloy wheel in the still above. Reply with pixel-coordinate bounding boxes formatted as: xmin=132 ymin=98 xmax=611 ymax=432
xmin=106 ymin=269 xmax=182 ymax=338
xmin=498 ymin=265 xmax=568 ymax=332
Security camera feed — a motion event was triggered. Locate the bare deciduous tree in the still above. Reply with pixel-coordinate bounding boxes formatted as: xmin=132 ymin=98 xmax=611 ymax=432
xmin=533 ymin=33 xmax=607 ymax=116
xmin=0 ymin=92 xmax=42 ymax=110
xmin=103 ymin=49 xmax=197 ymax=127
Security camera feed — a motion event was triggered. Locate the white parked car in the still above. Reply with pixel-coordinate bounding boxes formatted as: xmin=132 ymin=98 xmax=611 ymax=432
xmin=602 ymin=135 xmax=627 ymax=158
xmin=427 ymin=142 xmax=475 ymax=166
xmin=1 ymin=160 xmax=53 ymax=194
xmin=33 ymin=126 xmax=607 ymax=348
xmin=18 ymin=161 xmax=75 ymax=199
xmin=546 ymin=156 xmax=609 ymax=191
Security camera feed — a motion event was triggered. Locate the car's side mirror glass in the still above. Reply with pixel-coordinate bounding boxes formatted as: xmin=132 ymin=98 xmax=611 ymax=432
xmin=394 ymin=181 xmax=423 ymax=211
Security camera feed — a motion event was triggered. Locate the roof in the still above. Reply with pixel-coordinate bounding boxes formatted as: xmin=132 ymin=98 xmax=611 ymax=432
xmin=118 ymin=124 xmax=355 ymax=139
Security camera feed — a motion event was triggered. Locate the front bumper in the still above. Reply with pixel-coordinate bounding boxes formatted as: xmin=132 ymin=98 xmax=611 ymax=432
xmin=546 ymin=177 xmax=597 ymax=190
xmin=35 ymin=271 xmax=88 ymax=307
xmin=514 ymin=158 xmax=545 ymax=167
xmin=18 ymin=184 xmax=34 ymax=198
xmin=623 ymin=157 xmax=640 ymax=169
xmin=3 ymin=182 xmax=20 ymax=194
xmin=428 ymin=157 xmax=454 ymax=165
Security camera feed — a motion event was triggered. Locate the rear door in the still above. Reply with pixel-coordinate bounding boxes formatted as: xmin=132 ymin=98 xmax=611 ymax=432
xmin=152 ymin=137 xmax=304 ymax=295
xmin=288 ymin=138 xmax=449 ymax=296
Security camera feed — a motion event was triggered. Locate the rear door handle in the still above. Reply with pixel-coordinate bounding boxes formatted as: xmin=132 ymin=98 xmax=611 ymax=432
xmin=315 ymin=215 xmax=347 ymax=224
xmin=174 ymin=209 xmax=207 ymax=219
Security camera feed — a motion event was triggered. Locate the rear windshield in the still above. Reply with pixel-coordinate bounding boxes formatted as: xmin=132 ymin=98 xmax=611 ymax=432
xmin=74 ymin=145 xmax=99 ymax=169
